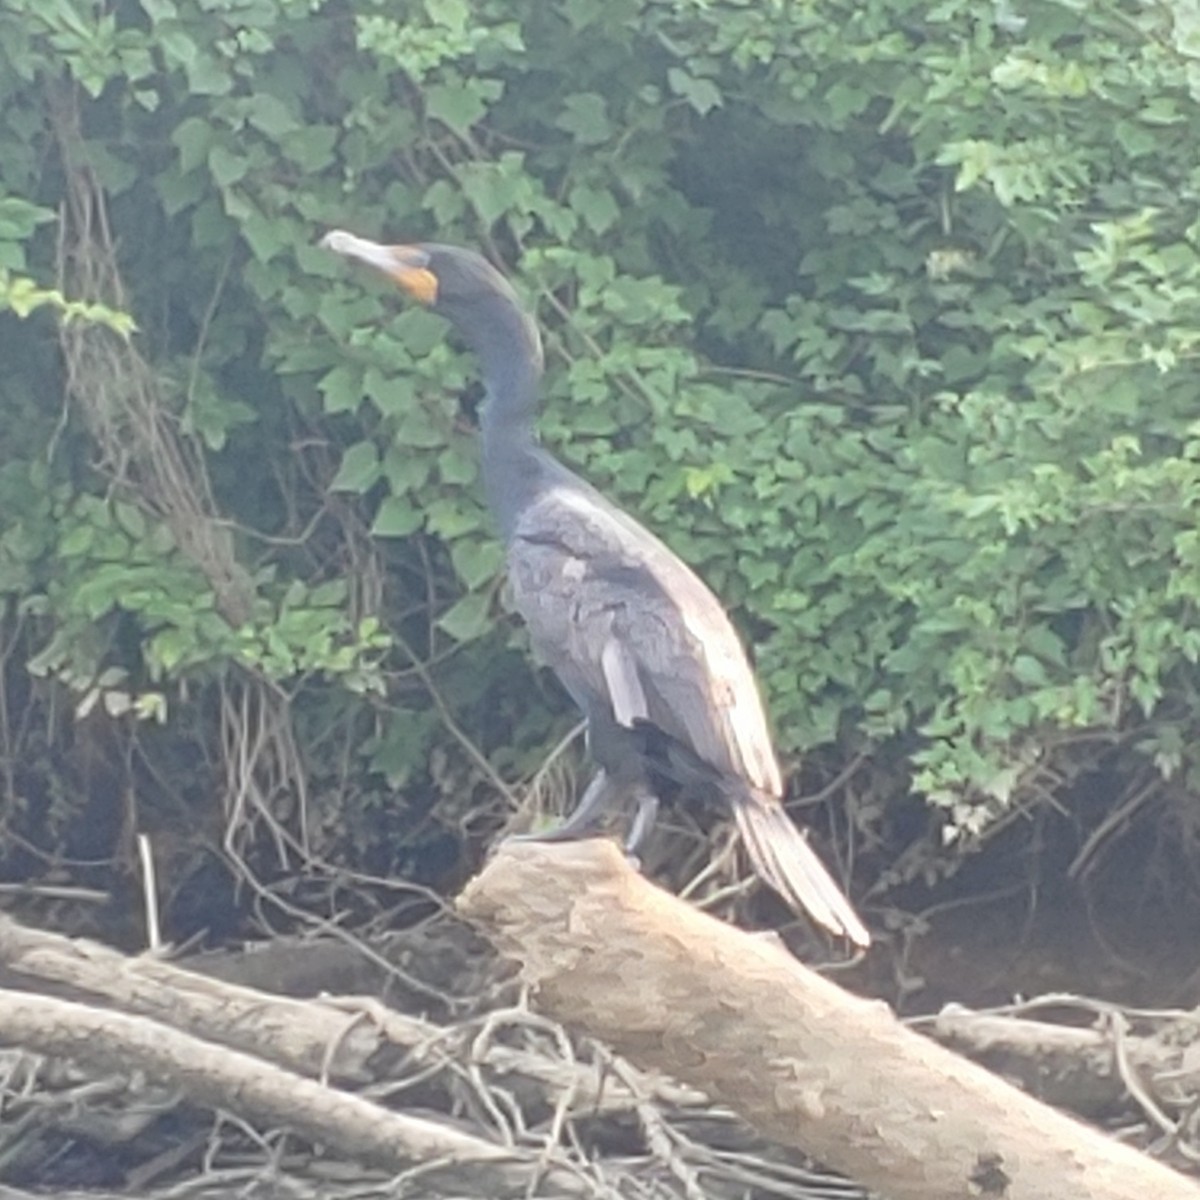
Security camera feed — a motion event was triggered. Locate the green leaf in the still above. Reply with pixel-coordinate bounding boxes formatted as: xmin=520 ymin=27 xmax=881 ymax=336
xmin=186 ymin=52 xmax=231 ymax=96
xmin=149 ymin=627 xmax=193 ymax=673
xmin=450 ymin=538 xmax=504 ymax=588
xmin=424 ymin=179 xmax=467 ymax=223
xmin=246 ymin=93 xmax=299 ymax=138
xmin=0 ymin=198 xmax=56 ymax=240
xmin=319 ymin=364 xmax=364 ymax=415
xmin=241 ymin=212 xmax=289 ymax=261
xmin=395 ymin=406 xmax=449 ymax=449
xmin=372 ymin=495 xmax=423 ymax=537
xmin=825 ymin=81 xmax=870 ymax=122
xmin=425 ymin=80 xmax=499 ymax=133
xmin=438 ymin=444 xmax=477 ymax=485
xmin=666 ymin=68 xmax=722 ymax=115
xmin=208 ymin=144 xmax=248 ymax=187
xmin=1010 ymin=655 xmax=1048 ymax=686
xmin=329 ymin=441 xmax=381 ymax=493
xmin=556 ymin=93 xmax=612 ymax=144
xmin=385 ymin=447 xmax=432 ymax=492
xmin=170 ymin=116 xmax=212 ymax=173
xmin=457 ymin=155 xmax=529 ymax=225
xmin=426 ymin=496 xmax=483 ymax=538
xmin=279 ymin=126 xmax=338 ymax=172
xmin=158 ymin=29 xmax=198 ymax=73
xmin=425 ymin=0 xmax=470 ymax=30
xmin=437 ymin=589 xmax=492 ymax=642
xmin=366 ymin=708 xmax=435 ymax=786
xmin=569 ymin=184 xmax=620 ymax=235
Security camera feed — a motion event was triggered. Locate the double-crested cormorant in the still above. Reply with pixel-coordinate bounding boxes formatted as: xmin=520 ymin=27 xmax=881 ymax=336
xmin=321 ymin=230 xmax=870 ymax=948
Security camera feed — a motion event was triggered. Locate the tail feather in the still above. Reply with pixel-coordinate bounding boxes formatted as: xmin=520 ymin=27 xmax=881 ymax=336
xmin=729 ymin=789 xmax=870 ymax=949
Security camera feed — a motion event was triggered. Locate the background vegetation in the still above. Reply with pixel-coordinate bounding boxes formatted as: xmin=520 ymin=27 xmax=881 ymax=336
xmin=2 ymin=0 xmax=1199 ymax=954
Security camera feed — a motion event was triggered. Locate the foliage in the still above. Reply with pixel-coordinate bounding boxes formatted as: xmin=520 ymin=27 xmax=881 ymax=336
xmin=2 ymin=0 xmax=1200 ymax=923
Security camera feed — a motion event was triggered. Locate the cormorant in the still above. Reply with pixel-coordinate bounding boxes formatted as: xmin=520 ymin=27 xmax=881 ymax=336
xmin=321 ymin=230 xmax=870 ymax=948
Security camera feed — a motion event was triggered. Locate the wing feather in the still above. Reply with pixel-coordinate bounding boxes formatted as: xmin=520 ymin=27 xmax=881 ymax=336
xmin=508 ymin=484 xmax=782 ymax=795
xmin=601 ymin=637 xmax=650 ymax=726
xmin=731 ymin=789 xmax=871 ymax=947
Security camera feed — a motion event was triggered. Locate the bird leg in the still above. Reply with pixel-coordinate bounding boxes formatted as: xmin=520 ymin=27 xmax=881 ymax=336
xmin=510 ymin=768 xmax=617 ymax=842
xmin=510 ymin=771 xmax=662 ymax=871
xmin=623 ymin=786 xmax=660 ymax=865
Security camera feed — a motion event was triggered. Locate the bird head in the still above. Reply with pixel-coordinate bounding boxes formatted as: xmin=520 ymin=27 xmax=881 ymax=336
xmin=320 ymin=230 xmax=543 ymax=373
xmin=320 ymin=230 xmax=439 ymax=301
xmin=321 ymin=231 xmax=516 ymax=317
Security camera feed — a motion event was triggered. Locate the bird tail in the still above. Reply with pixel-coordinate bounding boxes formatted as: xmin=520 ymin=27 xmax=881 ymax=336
xmin=728 ymin=786 xmax=871 ymax=949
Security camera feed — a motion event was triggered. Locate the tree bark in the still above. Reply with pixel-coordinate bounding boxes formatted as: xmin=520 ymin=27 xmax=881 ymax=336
xmin=0 ymin=988 xmax=589 ymax=1197
xmin=932 ymin=1001 xmax=1184 ymax=1118
xmin=458 ymin=838 xmax=1200 ymax=1200
xmin=0 ymin=912 xmax=389 ymax=1082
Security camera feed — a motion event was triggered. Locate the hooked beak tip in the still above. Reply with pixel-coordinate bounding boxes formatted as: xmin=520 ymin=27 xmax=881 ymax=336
xmin=319 ymin=229 xmax=437 ymax=305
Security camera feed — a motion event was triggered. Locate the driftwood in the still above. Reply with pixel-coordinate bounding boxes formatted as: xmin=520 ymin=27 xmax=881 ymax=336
xmin=0 ymin=913 xmax=427 ymax=1084
xmin=0 ymin=989 xmax=553 ymax=1190
xmin=933 ymin=1000 xmax=1200 ymax=1121
xmin=0 ymin=910 xmax=867 ymax=1199
xmin=458 ymin=838 xmax=1200 ymax=1200
xmin=5 ymin=847 xmax=1200 ymax=1199
xmin=0 ymin=912 xmax=703 ymax=1113
xmin=0 ymin=915 xmax=592 ymax=1197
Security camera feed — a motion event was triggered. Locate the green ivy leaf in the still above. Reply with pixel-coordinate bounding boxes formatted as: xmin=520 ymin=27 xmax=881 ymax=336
xmin=208 ymin=144 xmax=248 ymax=187
xmin=438 ymin=444 xmax=477 ymax=485
xmin=557 ymin=93 xmax=612 ymax=144
xmin=426 ymin=0 xmax=470 ymax=30
xmin=329 ymin=441 xmax=381 ymax=493
xmin=666 ymin=68 xmax=722 ymax=115
xmin=450 ymin=538 xmax=504 ymax=589
xmin=372 ymin=495 xmax=423 ymax=537
xmin=569 ymin=184 xmax=620 ymax=235
xmin=0 ymin=197 xmax=55 ymax=240
xmin=425 ymin=84 xmax=481 ymax=131
xmin=170 ymin=116 xmax=212 ymax=173
xmin=437 ymin=589 xmax=492 ymax=642
xmin=279 ymin=126 xmax=338 ymax=172
xmin=319 ymin=364 xmax=364 ymax=415
xmin=246 ymin=93 xmax=299 ymax=138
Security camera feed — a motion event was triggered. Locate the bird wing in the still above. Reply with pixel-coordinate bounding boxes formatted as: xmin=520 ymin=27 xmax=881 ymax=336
xmin=508 ymin=478 xmax=871 ymax=948
xmin=507 ymin=480 xmax=783 ymax=796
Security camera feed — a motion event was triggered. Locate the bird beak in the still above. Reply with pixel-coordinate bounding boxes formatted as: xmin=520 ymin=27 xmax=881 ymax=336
xmin=320 ymin=230 xmax=438 ymax=305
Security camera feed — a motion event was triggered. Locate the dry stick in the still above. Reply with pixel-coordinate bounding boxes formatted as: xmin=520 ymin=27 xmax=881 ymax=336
xmin=933 ymin=1002 xmax=1183 ymax=1119
xmin=0 ymin=912 xmax=701 ymax=1123
xmin=0 ymin=989 xmax=589 ymax=1197
xmin=458 ymin=839 xmax=1200 ymax=1200
xmin=0 ymin=913 xmax=383 ymax=1083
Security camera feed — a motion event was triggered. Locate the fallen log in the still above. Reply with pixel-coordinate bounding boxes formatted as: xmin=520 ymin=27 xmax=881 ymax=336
xmin=458 ymin=837 xmax=1200 ymax=1200
xmin=0 ymin=987 xmax=589 ymax=1197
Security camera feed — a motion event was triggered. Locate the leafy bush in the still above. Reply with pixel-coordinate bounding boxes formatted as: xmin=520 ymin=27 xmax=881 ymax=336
xmin=2 ymin=0 xmax=1200 ymax=922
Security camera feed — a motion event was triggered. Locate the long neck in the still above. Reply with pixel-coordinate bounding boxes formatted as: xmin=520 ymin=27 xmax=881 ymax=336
xmin=451 ymin=296 xmax=550 ymax=540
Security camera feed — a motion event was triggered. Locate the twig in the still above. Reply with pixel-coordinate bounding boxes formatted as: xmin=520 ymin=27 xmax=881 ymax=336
xmin=1106 ymin=1010 xmax=1177 ymax=1138
xmin=0 ymin=988 xmax=587 ymax=1196
xmin=136 ymin=833 xmax=161 ymax=954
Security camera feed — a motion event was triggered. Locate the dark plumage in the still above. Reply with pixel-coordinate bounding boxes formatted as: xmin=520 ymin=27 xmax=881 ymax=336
xmin=321 ymin=230 xmax=870 ymax=948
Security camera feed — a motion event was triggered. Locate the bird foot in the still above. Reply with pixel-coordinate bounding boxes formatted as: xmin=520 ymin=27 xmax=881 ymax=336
xmin=505 ymin=826 xmax=603 ymax=845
